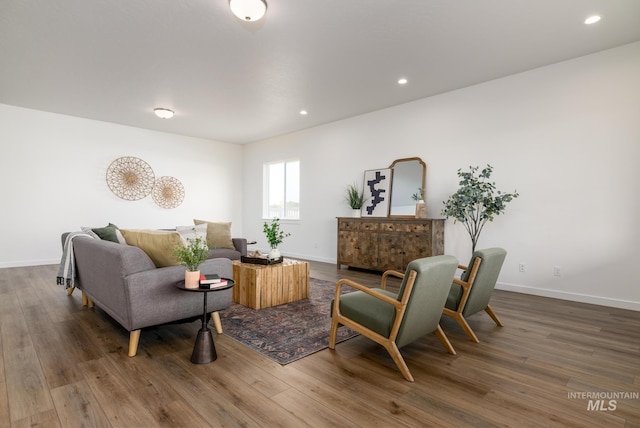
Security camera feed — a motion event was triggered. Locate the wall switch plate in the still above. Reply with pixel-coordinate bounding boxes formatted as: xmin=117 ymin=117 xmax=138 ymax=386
xmin=554 ymin=266 xmax=561 ymax=276
xmin=519 ymin=263 xmax=526 ymax=273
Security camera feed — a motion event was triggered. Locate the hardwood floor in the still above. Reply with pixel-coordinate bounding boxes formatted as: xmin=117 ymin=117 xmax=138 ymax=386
xmin=1 ymin=262 xmax=639 ymax=427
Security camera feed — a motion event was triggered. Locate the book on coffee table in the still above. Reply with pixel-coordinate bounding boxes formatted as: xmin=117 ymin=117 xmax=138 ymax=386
xmin=198 ymin=279 xmax=228 ymax=289
xmin=199 ymin=274 xmax=221 ymax=284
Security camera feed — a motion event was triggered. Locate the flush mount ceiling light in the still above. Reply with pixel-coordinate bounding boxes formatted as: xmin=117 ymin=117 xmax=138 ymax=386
xmin=398 ymin=78 xmax=408 ymax=85
xmin=154 ymin=108 xmax=174 ymax=119
xmin=584 ymin=15 xmax=601 ymax=24
xmin=229 ymin=0 xmax=267 ymax=22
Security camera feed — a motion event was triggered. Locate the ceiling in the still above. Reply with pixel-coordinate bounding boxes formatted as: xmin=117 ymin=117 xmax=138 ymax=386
xmin=1 ymin=0 xmax=639 ymax=144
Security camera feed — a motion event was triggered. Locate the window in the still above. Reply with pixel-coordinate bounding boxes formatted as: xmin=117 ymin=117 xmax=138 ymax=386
xmin=264 ymin=160 xmax=300 ymax=219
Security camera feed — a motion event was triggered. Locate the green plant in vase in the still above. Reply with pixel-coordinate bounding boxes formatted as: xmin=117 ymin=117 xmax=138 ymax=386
xmin=412 ymin=187 xmax=426 ymax=218
xmin=441 ymin=165 xmax=518 ymax=253
xmin=345 ymin=182 xmax=366 ymax=217
xmin=263 ymin=217 xmax=291 ymax=260
xmin=173 ymin=230 xmax=210 ymax=287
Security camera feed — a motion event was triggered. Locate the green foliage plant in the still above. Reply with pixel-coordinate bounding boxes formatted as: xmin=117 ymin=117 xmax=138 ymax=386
xmin=263 ymin=217 xmax=291 ymax=249
xmin=411 ymin=188 xmax=425 ymax=201
xmin=441 ymin=165 xmax=519 ymax=252
xmin=172 ymin=231 xmax=210 ymax=271
xmin=345 ymin=182 xmax=366 ymax=209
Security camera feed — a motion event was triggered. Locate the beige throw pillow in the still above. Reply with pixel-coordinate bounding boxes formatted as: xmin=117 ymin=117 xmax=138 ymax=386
xmin=120 ymin=229 xmax=183 ymax=267
xmin=193 ymin=219 xmax=235 ymax=250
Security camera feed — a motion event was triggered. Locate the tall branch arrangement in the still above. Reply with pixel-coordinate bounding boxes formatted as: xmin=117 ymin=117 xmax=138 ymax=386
xmin=441 ymin=165 xmax=519 ymax=252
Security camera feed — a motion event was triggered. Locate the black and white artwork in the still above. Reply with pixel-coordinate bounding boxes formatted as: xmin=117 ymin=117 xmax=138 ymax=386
xmin=362 ymin=168 xmax=391 ymax=217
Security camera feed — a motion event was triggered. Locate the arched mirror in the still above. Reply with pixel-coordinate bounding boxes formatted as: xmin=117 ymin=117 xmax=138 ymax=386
xmin=388 ymin=157 xmax=426 ymax=217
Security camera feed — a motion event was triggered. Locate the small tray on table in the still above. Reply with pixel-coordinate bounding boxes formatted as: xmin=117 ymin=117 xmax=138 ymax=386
xmin=241 ymin=255 xmax=284 ymax=265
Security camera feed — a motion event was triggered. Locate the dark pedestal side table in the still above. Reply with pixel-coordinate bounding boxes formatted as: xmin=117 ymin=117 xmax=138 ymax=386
xmin=175 ymin=279 xmax=234 ymax=364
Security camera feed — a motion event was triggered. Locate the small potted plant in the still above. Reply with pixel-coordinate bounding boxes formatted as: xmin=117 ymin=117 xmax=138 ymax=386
xmin=263 ymin=217 xmax=291 ymax=260
xmin=173 ymin=231 xmax=210 ymax=288
xmin=345 ymin=182 xmax=366 ymax=217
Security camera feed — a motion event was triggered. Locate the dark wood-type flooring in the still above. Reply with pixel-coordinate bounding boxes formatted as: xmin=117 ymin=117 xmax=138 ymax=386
xmin=0 ymin=262 xmax=638 ymax=427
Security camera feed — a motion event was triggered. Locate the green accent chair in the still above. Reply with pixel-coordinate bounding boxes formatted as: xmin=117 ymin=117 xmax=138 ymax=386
xmin=443 ymin=248 xmax=507 ymax=342
xmin=329 ymin=255 xmax=459 ymax=382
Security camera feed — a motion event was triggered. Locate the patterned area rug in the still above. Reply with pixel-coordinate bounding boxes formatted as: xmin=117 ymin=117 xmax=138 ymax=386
xmin=219 ymin=277 xmax=358 ymax=365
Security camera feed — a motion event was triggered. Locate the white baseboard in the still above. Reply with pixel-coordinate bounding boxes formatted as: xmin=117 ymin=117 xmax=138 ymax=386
xmin=282 ymin=251 xmax=335 ymax=265
xmin=497 ymin=282 xmax=640 ymax=311
xmin=0 ymin=259 xmax=59 ymax=269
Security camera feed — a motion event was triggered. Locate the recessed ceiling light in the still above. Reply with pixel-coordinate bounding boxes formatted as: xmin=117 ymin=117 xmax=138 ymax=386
xmin=398 ymin=78 xmax=408 ymax=85
xmin=154 ymin=108 xmax=174 ymax=119
xmin=584 ymin=15 xmax=601 ymax=24
xmin=300 ymin=110 xmax=308 ymax=115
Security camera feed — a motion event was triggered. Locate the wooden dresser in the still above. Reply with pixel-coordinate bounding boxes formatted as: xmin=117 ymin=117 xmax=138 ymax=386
xmin=337 ymin=217 xmax=445 ymax=272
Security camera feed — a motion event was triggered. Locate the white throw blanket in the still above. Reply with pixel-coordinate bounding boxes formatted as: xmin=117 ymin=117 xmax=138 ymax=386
xmin=56 ymin=231 xmax=93 ymax=289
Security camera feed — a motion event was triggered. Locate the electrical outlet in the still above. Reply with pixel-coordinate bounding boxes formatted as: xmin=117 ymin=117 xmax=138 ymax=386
xmin=554 ymin=266 xmax=561 ymax=277
xmin=519 ymin=263 xmax=526 ymax=273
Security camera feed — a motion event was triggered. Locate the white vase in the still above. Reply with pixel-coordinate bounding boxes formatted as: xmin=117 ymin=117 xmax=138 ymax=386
xmin=415 ymin=200 xmax=427 ymax=218
xmin=185 ymin=270 xmax=200 ymax=288
xmin=268 ymin=248 xmax=281 ymax=260
xmin=351 ymin=209 xmax=361 ymax=218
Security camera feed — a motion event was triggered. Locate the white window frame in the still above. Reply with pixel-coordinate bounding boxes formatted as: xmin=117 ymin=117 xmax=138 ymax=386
xmin=263 ymin=159 xmax=300 ymax=220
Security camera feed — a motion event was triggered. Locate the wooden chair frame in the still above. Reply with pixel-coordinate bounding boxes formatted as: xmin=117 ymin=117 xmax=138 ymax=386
xmin=442 ymin=258 xmax=504 ymax=343
xmin=329 ymin=269 xmax=456 ymax=382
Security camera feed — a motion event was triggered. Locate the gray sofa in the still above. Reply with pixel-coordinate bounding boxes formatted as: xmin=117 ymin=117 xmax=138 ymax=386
xmin=61 ymin=232 xmax=245 ymax=357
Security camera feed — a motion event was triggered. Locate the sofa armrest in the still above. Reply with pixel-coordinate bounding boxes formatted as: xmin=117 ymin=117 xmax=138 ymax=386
xmin=123 ymin=258 xmax=233 ymax=331
xmin=232 ymin=238 xmax=247 ymax=257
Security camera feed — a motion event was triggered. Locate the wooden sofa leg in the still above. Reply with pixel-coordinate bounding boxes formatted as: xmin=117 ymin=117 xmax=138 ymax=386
xmin=128 ymin=330 xmax=141 ymax=357
xmin=66 ymin=286 xmax=75 ymax=296
xmin=81 ymin=291 xmax=94 ymax=308
xmin=212 ymin=312 xmax=223 ymax=334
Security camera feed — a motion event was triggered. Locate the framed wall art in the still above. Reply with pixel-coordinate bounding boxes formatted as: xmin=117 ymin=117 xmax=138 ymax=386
xmin=362 ymin=168 xmax=392 ymax=217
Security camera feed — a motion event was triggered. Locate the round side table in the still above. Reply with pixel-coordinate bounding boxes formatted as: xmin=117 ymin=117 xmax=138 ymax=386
xmin=175 ymin=279 xmax=234 ymax=364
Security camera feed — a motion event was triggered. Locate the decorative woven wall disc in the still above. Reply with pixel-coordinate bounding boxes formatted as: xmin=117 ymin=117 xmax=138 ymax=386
xmin=106 ymin=156 xmax=155 ymax=201
xmin=152 ymin=176 xmax=185 ymax=209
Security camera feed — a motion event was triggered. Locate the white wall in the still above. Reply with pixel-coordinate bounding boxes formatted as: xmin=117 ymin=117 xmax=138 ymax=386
xmin=243 ymin=42 xmax=640 ymax=310
xmin=0 ymin=104 xmax=244 ymax=267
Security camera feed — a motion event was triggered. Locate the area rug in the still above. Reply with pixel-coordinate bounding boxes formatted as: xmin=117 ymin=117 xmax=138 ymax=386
xmin=219 ymin=277 xmax=358 ymax=365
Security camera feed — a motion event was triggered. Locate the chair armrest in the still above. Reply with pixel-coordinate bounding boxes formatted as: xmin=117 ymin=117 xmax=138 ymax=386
xmin=334 ymin=279 xmax=401 ymax=309
xmin=453 ymin=277 xmax=471 ymax=290
xmin=381 ymin=269 xmax=404 ymax=290
xmin=457 ymin=264 xmax=468 ymax=271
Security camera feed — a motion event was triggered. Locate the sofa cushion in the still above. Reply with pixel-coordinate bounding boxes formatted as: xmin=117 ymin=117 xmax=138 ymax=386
xmin=92 ymin=223 xmax=121 ymax=243
xmin=120 ymin=229 xmax=183 ymax=268
xmin=193 ymin=219 xmax=235 ymax=250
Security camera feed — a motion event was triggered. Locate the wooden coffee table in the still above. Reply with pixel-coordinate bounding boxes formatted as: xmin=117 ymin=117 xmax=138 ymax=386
xmin=231 ymin=259 xmax=309 ymax=309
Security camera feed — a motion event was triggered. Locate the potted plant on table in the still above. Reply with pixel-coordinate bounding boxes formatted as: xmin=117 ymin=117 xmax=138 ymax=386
xmin=263 ymin=217 xmax=291 ymax=260
xmin=345 ymin=182 xmax=366 ymax=217
xmin=411 ymin=187 xmax=426 ymax=218
xmin=441 ymin=165 xmax=519 ymax=253
xmin=173 ymin=231 xmax=210 ymax=288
